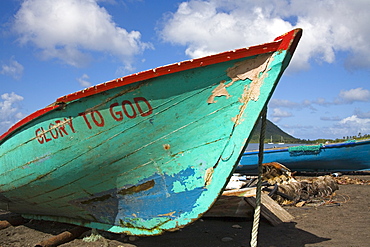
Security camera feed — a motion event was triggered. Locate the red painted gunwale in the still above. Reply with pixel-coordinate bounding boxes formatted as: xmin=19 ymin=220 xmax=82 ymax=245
xmin=0 ymin=29 xmax=302 ymax=143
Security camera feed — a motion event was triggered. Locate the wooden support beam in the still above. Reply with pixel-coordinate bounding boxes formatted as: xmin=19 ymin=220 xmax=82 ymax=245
xmin=205 ymin=187 xmax=293 ymax=226
xmin=245 ymin=192 xmax=294 ymax=226
xmin=204 ymin=188 xmax=256 ymax=218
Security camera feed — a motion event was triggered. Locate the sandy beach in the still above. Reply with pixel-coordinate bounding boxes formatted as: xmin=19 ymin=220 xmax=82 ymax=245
xmin=1 ymin=174 xmax=369 ymax=247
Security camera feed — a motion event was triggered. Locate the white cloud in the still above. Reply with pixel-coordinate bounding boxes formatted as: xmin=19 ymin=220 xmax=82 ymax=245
xmin=270 ymin=108 xmax=292 ymax=122
xmin=269 ymin=98 xmax=317 ymax=111
xmin=337 ymin=87 xmax=370 ymax=103
xmin=13 ymin=0 xmax=152 ymax=69
xmin=160 ymin=1 xmax=292 ymax=58
xmin=271 ymin=87 xmax=370 ymax=116
xmin=320 ymin=116 xmax=342 ymax=121
xmin=1 ymin=57 xmax=24 ymax=80
xmin=0 ymin=92 xmax=25 ymax=135
xmin=269 ymin=99 xmax=301 ymax=108
xmin=160 ymin=0 xmax=370 ymax=71
xmin=313 ymin=98 xmax=331 ymax=106
xmin=331 ymin=115 xmax=370 ymax=137
xmin=77 ymin=74 xmax=91 ymax=87
xmin=354 ymin=108 xmax=370 ymax=119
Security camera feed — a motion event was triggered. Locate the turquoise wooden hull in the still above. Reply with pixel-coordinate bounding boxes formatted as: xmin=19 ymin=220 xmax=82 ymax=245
xmin=237 ymin=139 xmax=370 ymax=174
xmin=0 ymin=29 xmax=301 ymax=235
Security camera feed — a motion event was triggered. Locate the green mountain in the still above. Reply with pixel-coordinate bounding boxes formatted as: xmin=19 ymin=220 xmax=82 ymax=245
xmin=249 ymin=119 xmax=370 ymax=144
xmin=249 ymin=119 xmax=300 ymax=143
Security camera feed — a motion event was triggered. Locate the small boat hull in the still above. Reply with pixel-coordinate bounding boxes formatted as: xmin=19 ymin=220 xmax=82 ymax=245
xmin=0 ymin=29 xmax=302 ymax=235
xmin=237 ymin=140 xmax=370 ymax=174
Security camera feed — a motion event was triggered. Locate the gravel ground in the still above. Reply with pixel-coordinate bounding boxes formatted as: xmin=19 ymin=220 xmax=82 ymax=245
xmin=0 ymin=175 xmax=369 ymax=247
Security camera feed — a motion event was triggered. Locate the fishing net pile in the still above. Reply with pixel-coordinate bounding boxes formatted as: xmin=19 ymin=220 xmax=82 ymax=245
xmin=259 ymin=162 xmax=339 ymax=205
xmin=288 ymin=144 xmax=322 ymax=156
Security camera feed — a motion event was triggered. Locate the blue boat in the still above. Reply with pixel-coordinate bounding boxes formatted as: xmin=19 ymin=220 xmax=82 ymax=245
xmin=0 ymin=29 xmax=302 ymax=235
xmin=237 ymin=139 xmax=370 ymax=174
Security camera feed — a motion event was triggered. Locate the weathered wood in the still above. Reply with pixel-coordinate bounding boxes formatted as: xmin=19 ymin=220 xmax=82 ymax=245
xmin=34 ymin=226 xmax=89 ymax=247
xmin=0 ymin=29 xmax=302 ymax=236
xmin=222 ymin=187 xmax=256 ymax=197
xmin=205 ymin=188 xmax=293 ymax=225
xmin=204 ymin=195 xmax=254 ymax=218
xmin=205 ymin=188 xmax=256 ymax=218
xmin=245 ymin=193 xmax=294 ymax=226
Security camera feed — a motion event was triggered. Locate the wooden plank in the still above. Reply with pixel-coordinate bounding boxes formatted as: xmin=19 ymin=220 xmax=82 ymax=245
xmin=204 ymin=195 xmax=254 ymax=218
xmin=245 ymin=193 xmax=294 ymax=226
xmin=222 ymin=187 xmax=256 ymax=197
xmin=205 ymin=188 xmax=293 ymax=225
xmin=204 ymin=188 xmax=256 ymax=218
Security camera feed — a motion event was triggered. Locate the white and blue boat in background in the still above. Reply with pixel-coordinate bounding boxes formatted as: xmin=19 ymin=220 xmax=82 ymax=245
xmin=236 ymin=139 xmax=370 ymax=174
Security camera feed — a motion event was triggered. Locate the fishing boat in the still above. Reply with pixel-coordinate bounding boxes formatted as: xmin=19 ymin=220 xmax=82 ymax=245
xmin=268 ymin=136 xmax=274 ymax=144
xmin=236 ymin=139 xmax=370 ymax=174
xmin=0 ymin=29 xmax=302 ymax=236
xmin=278 ymin=136 xmax=284 ymax=145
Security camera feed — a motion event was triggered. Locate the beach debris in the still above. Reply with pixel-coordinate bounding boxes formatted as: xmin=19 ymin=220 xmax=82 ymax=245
xmin=208 ymin=162 xmax=358 ymax=224
xmin=232 ymin=224 xmax=242 ymax=229
xmin=82 ymin=228 xmax=105 ymax=242
xmin=221 ymin=237 xmax=234 ymax=242
xmin=301 ymin=175 xmax=339 ymax=196
xmin=228 ymin=162 xmax=341 ymax=207
xmin=267 ymin=175 xmax=339 ymax=205
xmin=262 ymin=162 xmax=296 ymax=185
xmin=241 ymin=162 xmax=340 ymax=205
xmin=295 ymin=201 xmax=306 ymax=207
xmin=225 ymin=162 xmax=295 ymax=190
xmin=225 ymin=175 xmax=248 ymax=190
xmin=334 ymin=176 xmax=370 ymax=185
xmin=34 ymin=226 xmax=89 ymax=247
xmin=128 ymin=236 xmax=139 ymax=241
xmin=331 ymin=172 xmax=342 ymax=177
xmin=0 ymin=215 xmax=25 ymax=230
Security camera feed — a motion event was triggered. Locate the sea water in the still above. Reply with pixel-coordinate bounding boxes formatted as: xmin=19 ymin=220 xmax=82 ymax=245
xmin=245 ymin=143 xmax=304 ymax=151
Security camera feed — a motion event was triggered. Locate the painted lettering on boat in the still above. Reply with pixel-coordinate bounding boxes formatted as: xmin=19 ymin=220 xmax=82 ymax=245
xmin=79 ymin=97 xmax=152 ymax=129
xmin=35 ymin=97 xmax=152 ymax=144
xmin=79 ymin=110 xmax=105 ymax=129
xmin=36 ymin=118 xmax=76 ymax=144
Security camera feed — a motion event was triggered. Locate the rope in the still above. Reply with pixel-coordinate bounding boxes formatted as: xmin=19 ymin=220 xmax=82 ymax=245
xmin=250 ymin=106 xmax=267 ymax=247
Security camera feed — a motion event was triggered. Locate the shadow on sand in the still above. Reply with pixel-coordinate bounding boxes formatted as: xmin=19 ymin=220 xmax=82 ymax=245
xmin=0 ymin=212 xmax=329 ymax=247
xmin=134 ymin=217 xmax=330 ymax=247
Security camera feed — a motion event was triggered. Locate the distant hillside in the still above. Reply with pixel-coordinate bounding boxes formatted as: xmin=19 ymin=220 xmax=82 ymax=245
xmin=248 ymin=119 xmax=370 ymax=144
xmin=249 ymin=119 xmax=300 ymax=143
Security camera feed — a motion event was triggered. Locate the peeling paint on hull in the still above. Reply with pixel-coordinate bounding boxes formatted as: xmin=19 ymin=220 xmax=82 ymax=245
xmin=0 ymin=29 xmax=302 ymax=235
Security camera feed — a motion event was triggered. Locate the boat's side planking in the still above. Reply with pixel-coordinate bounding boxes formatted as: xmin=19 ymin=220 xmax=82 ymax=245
xmin=0 ymin=29 xmax=302 ymax=235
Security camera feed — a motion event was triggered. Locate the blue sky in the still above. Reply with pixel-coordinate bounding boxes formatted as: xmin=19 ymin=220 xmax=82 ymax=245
xmin=1 ymin=0 xmax=370 ymax=140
